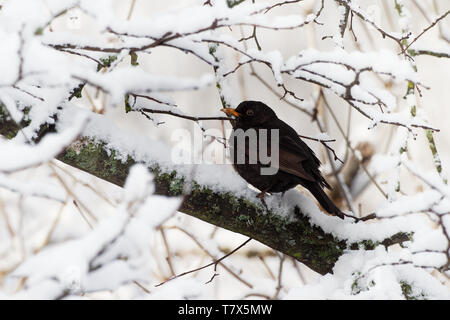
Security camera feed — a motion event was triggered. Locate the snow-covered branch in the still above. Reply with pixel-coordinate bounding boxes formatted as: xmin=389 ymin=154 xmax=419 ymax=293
xmin=0 ymin=104 xmax=412 ymax=277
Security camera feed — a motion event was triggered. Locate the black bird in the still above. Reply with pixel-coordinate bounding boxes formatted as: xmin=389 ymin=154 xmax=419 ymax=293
xmin=221 ymin=100 xmax=345 ymax=219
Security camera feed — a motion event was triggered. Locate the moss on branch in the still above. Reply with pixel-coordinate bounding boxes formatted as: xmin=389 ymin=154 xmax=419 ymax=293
xmin=58 ymin=137 xmax=347 ymax=274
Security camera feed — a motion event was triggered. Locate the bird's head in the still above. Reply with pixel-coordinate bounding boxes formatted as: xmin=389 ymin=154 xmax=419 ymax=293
xmin=221 ymin=101 xmax=278 ymax=127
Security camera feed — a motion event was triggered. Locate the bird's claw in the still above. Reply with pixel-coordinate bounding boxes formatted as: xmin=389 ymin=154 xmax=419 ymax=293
xmin=257 ymin=192 xmax=269 ymax=210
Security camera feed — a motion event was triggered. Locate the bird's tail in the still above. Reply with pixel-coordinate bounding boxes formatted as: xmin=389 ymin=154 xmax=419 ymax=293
xmin=303 ymin=181 xmax=345 ymax=219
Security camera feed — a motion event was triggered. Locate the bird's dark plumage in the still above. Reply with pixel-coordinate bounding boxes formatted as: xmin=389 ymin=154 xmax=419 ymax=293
xmin=222 ymin=101 xmax=344 ymax=219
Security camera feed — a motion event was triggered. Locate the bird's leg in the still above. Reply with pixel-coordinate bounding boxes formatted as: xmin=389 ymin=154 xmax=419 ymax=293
xmin=257 ymin=188 xmax=271 ymax=210
xmin=257 ymin=192 xmax=268 ymax=209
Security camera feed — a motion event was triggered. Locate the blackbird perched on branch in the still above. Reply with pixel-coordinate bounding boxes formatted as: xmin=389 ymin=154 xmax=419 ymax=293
xmin=221 ymin=101 xmax=345 ymax=219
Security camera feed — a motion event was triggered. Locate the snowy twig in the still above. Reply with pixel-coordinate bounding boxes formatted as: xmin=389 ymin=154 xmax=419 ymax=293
xmin=334 ymin=0 xmax=411 ymax=51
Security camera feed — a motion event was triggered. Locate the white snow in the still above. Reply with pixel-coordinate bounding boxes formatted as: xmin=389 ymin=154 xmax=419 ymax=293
xmin=0 ymin=113 xmax=87 ymax=172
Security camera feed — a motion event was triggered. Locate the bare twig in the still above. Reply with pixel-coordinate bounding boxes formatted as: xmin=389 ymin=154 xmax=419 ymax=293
xmin=155 ymin=227 xmax=252 ymax=288
xmin=272 ymin=253 xmax=285 ymax=299
xmin=138 ymin=107 xmax=231 ymax=122
xmin=401 ymin=10 xmax=450 ymax=54
xmin=321 ymin=93 xmax=388 ymax=199
xmin=334 ymin=0 xmax=410 ymax=51
xmin=159 ymin=228 xmax=176 ymax=277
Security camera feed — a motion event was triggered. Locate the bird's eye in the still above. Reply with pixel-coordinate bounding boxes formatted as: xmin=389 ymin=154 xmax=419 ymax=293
xmin=246 ymin=109 xmax=254 ymax=116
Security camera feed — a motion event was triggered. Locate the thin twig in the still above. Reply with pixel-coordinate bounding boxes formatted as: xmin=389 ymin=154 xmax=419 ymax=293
xmin=138 ymin=107 xmax=231 ymax=122
xmin=401 ymin=10 xmax=450 ymax=54
xmin=272 ymin=253 xmax=285 ymax=299
xmin=155 ymin=227 xmax=252 ymax=288
xmin=159 ymin=228 xmax=176 ymax=277
xmin=321 ymin=93 xmax=388 ymax=199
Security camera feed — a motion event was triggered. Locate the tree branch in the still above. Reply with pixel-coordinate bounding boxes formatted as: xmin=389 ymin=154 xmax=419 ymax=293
xmin=0 ymin=108 xmax=411 ymax=275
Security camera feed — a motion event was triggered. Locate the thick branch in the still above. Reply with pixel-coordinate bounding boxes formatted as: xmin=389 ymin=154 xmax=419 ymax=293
xmin=0 ymin=109 xmax=411 ymax=275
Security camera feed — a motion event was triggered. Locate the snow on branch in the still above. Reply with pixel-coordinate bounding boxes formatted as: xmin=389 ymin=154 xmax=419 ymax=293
xmin=0 ymin=112 xmax=87 ymax=172
xmin=334 ymin=0 xmax=411 ymax=51
xmin=0 ymin=104 xmax=412 ymax=277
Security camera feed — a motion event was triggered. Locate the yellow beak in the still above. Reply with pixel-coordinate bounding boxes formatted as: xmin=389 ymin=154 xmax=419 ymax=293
xmin=220 ymin=108 xmax=241 ymax=118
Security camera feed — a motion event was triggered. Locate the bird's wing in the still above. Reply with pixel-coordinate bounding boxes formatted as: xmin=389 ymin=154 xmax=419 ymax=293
xmin=277 ymin=134 xmax=316 ymax=182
